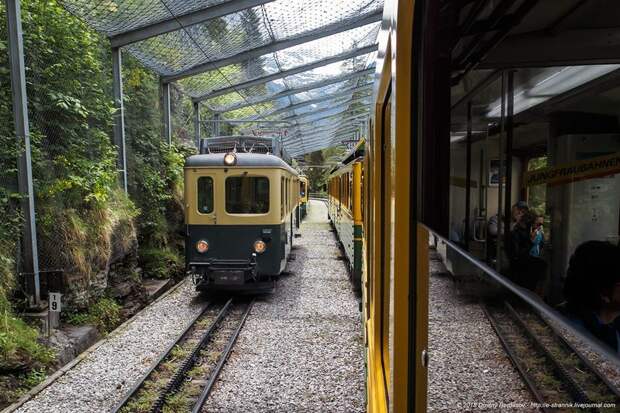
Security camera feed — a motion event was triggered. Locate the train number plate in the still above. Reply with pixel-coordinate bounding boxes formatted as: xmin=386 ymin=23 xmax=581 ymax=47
xmin=214 ymin=271 xmax=244 ymax=285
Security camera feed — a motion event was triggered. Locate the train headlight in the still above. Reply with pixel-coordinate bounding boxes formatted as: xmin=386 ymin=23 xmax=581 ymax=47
xmin=196 ymin=239 xmax=209 ymax=253
xmin=223 ymin=152 xmax=237 ymax=166
xmin=253 ymin=240 xmax=267 ymax=254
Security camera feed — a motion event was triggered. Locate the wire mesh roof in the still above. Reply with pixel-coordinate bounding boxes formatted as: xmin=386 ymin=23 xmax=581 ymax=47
xmin=59 ymin=0 xmax=382 ymax=155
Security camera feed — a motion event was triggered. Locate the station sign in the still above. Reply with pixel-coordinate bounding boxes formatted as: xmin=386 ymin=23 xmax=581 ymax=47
xmin=524 ymin=152 xmax=620 ymax=187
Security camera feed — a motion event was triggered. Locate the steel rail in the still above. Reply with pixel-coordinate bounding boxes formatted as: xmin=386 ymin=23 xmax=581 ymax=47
xmin=150 ymin=299 xmax=234 ymax=413
xmin=111 ymin=301 xmax=213 ymax=413
xmin=503 ymin=302 xmax=593 ymax=407
xmin=424 ymin=226 xmax=620 ymax=367
xmin=482 ymin=303 xmax=553 ymax=413
xmin=515 ymin=304 xmax=620 ymax=402
xmin=191 ymin=299 xmax=255 ymax=413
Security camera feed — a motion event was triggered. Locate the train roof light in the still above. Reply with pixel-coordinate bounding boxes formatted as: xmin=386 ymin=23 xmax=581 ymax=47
xmin=224 ymin=152 xmax=237 ymax=166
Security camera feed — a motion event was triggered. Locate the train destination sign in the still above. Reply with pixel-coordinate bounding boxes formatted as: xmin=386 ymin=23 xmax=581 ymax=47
xmin=523 ymin=152 xmax=620 ymax=187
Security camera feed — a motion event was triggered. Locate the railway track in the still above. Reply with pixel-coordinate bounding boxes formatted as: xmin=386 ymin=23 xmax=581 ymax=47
xmin=114 ymin=298 xmax=253 ymax=413
xmin=483 ymin=300 xmax=620 ymax=413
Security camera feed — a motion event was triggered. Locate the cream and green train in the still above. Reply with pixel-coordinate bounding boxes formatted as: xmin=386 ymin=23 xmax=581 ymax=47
xmin=327 ymin=142 xmax=364 ymax=292
xmin=184 ymin=144 xmax=299 ymax=294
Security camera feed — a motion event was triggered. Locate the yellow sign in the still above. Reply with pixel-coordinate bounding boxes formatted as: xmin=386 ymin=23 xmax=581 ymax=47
xmin=524 ymin=152 xmax=620 ymax=187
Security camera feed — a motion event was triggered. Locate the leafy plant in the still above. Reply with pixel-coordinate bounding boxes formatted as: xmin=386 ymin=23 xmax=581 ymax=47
xmin=22 ymin=367 xmax=47 ymax=388
xmin=87 ymin=297 xmax=122 ymax=334
xmin=138 ymin=248 xmax=183 ymax=280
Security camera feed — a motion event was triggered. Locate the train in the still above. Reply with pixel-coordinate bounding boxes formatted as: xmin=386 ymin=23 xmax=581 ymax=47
xmin=362 ymin=0 xmax=620 ymax=412
xmin=184 ymin=136 xmax=299 ymax=294
xmin=361 ymin=1 xmax=424 ymax=411
xmin=327 ymin=140 xmax=365 ymax=292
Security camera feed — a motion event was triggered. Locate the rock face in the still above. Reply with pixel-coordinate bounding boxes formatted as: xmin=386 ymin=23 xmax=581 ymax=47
xmin=107 ymin=238 xmax=147 ymax=319
xmin=42 ymin=214 xmax=147 ymax=313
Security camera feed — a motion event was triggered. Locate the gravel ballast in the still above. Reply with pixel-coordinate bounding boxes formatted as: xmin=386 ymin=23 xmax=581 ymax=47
xmin=13 ymin=201 xmax=364 ymax=413
xmin=428 ymin=246 xmax=535 ymax=412
xmin=202 ymin=200 xmax=365 ymax=412
xmin=14 ymin=280 xmax=206 ymax=413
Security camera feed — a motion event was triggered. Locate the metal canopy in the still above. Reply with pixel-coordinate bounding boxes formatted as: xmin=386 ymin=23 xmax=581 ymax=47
xmin=246 ymin=82 xmax=373 ymax=119
xmin=109 ymin=0 xmax=277 ymax=47
xmin=60 ymin=0 xmax=383 ymax=155
xmin=205 ymin=68 xmax=374 ymax=113
xmin=161 ymin=9 xmax=382 ymax=83
xmin=192 ymin=44 xmax=377 ymax=101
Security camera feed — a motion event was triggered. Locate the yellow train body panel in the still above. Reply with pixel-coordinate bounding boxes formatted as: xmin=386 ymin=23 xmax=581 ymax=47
xmin=364 ymin=0 xmax=428 ymax=412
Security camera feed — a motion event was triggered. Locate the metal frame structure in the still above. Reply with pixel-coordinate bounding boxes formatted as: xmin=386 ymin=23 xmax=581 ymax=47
xmin=5 ymin=0 xmax=40 ymax=304
xmin=108 ymin=1 xmax=379 ymax=155
xmin=112 ymin=48 xmax=128 ymax=192
xmin=162 ymin=81 xmax=172 ymax=144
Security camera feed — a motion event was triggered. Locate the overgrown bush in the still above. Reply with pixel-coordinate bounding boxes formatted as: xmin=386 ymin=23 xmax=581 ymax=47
xmin=66 ymin=297 xmax=122 ymax=335
xmin=138 ymin=247 xmax=183 ymax=280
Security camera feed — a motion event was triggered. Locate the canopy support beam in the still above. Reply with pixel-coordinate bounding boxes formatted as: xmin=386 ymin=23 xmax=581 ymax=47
xmin=162 ymin=81 xmax=172 ymax=144
xmin=112 ymin=48 xmax=128 ymax=193
xmin=162 ymin=10 xmax=382 ymax=83
xmin=6 ymin=0 xmax=40 ymax=305
xmin=194 ymin=101 xmax=201 ymax=148
xmin=110 ymin=0 xmax=276 ymax=47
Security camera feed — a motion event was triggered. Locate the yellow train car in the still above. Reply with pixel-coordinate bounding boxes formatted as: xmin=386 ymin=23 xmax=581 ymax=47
xmin=327 ymin=142 xmax=364 ymax=292
xmin=363 ymin=0 xmax=428 ymax=411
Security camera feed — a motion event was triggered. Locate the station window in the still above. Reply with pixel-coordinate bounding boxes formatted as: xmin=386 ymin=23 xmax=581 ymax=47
xmin=226 ymin=176 xmax=269 ymax=214
xmin=197 ymin=176 xmax=214 ymax=214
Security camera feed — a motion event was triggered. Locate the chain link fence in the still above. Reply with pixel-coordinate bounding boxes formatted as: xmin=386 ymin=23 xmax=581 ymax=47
xmin=1 ymin=2 xmax=198 ymax=308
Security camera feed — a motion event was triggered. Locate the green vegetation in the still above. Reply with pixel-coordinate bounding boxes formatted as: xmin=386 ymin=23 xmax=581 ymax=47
xmin=65 ymin=296 xmax=122 ymax=334
xmin=138 ymin=248 xmax=183 ymax=280
xmin=0 ymin=297 xmax=55 ymax=371
xmin=0 ymin=0 xmax=206 ymax=405
xmin=304 ymin=146 xmax=348 ymax=193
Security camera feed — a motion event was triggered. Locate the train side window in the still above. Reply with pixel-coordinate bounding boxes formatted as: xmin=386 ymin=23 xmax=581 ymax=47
xmin=281 ymin=177 xmax=285 ymax=218
xmin=197 ymin=176 xmax=214 ymax=214
xmin=225 ymin=176 xmax=269 ymax=214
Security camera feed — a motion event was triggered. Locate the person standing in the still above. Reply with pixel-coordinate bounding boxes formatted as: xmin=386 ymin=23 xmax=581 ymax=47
xmin=507 ymin=202 xmax=537 ymax=290
xmin=528 ymin=214 xmax=547 ymax=296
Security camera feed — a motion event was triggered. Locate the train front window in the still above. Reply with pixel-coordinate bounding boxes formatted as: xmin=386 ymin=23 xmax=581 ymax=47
xmin=226 ymin=176 xmax=270 ymax=214
xmin=197 ymin=177 xmax=214 ymax=214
